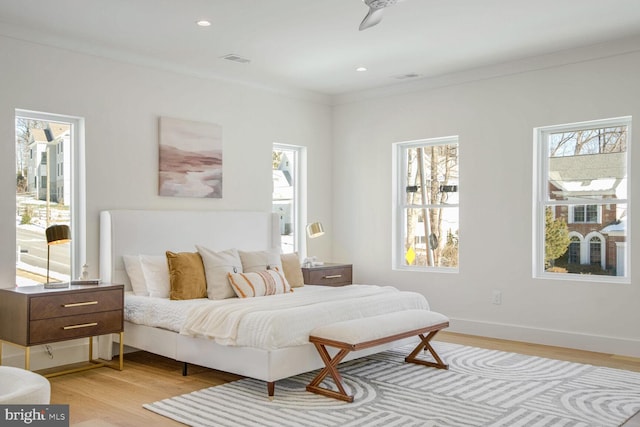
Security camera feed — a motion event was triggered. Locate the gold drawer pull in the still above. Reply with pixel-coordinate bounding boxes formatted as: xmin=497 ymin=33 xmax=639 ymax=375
xmin=63 ymin=301 xmax=98 ymax=308
xmin=63 ymin=322 xmax=98 ymax=330
xmin=324 ymin=275 xmax=342 ymax=279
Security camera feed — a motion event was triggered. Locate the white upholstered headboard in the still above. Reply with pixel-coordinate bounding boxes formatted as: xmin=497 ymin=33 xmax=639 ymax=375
xmin=99 ymin=210 xmax=280 ymax=290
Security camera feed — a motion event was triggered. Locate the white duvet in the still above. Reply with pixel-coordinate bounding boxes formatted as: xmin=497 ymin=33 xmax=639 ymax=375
xmin=125 ymin=284 xmax=429 ymax=350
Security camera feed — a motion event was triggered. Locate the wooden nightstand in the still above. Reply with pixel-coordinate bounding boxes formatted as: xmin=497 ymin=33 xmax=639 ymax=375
xmin=302 ymin=263 xmax=352 ymax=286
xmin=0 ymin=283 xmax=124 ymax=377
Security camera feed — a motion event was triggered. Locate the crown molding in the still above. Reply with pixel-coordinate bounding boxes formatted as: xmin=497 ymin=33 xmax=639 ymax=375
xmin=331 ymin=34 xmax=640 ymax=106
xmin=0 ymin=22 xmax=331 ymax=106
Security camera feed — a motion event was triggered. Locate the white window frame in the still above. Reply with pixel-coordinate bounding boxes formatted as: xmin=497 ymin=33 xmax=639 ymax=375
xmin=392 ymin=136 xmax=459 ymax=272
xmin=533 ymin=116 xmax=631 ymax=283
xmin=272 ymin=143 xmax=306 ymax=256
xmin=15 ymin=109 xmax=86 ymax=283
xmin=568 ymin=204 xmax=601 ymax=224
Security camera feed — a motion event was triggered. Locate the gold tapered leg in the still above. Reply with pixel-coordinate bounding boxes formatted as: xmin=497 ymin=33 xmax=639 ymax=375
xmin=118 ymin=332 xmax=124 ymax=370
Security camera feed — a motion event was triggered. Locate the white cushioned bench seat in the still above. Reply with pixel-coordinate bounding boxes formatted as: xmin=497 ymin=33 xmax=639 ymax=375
xmin=309 ymin=310 xmax=449 ymax=349
xmin=0 ymin=366 xmax=51 ymax=404
xmin=306 ymin=309 xmax=449 ymax=402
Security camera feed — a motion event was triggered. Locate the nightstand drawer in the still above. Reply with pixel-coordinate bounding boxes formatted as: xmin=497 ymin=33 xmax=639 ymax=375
xmin=305 ymin=265 xmax=352 ymax=286
xmin=30 ymin=288 xmax=123 ymax=320
xmin=29 ymin=310 xmax=123 ymax=344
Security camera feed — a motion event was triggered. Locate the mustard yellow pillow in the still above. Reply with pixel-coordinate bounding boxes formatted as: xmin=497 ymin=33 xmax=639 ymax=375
xmin=166 ymin=251 xmax=207 ymax=300
xmin=280 ymin=253 xmax=304 ymax=288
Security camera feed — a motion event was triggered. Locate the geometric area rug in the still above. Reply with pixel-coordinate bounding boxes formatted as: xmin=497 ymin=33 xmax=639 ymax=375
xmin=144 ymin=342 xmax=640 ymax=427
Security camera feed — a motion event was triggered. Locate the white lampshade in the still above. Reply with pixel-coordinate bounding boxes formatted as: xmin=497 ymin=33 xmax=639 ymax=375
xmin=306 ymin=222 xmax=325 ymax=238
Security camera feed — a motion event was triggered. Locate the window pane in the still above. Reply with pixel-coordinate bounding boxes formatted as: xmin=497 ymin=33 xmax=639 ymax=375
xmin=273 ymin=146 xmax=298 ymax=254
xmin=16 ymin=116 xmax=72 ymax=286
xmin=586 ymin=205 xmax=598 ymax=222
xmin=573 ymin=205 xmax=585 ymax=222
xmin=589 ymin=236 xmax=601 ymax=265
xmin=547 ymin=126 xmax=627 ymax=202
xmin=568 ymin=237 xmax=580 ymax=264
xmin=404 ymin=144 xmax=458 ymax=206
xmin=544 ymin=203 xmax=626 ymax=276
xmin=402 ymin=207 xmax=459 ymax=268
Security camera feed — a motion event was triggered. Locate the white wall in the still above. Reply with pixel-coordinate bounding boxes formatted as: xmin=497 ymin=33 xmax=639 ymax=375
xmin=0 ymin=36 xmax=334 ymax=368
xmin=0 ymin=36 xmax=334 ymax=291
xmin=332 ymin=45 xmax=640 ymax=357
xmin=2 ymin=33 xmax=639 ymax=363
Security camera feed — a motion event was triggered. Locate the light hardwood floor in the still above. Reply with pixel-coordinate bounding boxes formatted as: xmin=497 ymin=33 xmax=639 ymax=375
xmin=46 ymin=331 xmax=640 ymax=427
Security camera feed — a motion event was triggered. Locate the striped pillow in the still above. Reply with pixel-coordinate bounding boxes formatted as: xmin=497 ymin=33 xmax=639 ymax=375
xmin=227 ymin=269 xmax=291 ymax=298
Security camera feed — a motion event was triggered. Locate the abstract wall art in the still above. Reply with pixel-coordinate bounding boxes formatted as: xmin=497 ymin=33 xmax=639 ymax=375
xmin=158 ymin=117 xmax=223 ymax=198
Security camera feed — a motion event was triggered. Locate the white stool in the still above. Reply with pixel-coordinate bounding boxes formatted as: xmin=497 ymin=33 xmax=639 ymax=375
xmin=0 ymin=366 xmax=51 ymax=404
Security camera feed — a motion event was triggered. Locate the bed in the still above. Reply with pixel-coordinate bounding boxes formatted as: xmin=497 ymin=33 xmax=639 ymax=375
xmin=98 ymin=209 xmax=430 ymax=395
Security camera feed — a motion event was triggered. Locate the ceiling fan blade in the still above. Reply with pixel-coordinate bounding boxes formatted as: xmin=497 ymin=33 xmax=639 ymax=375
xmin=359 ymin=7 xmax=385 ymax=31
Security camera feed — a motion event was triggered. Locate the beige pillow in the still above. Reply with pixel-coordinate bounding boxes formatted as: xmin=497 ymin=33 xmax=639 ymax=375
xmin=122 ymin=255 xmax=149 ymax=296
xmin=228 ymin=269 xmax=291 ymax=298
xmin=166 ymin=251 xmax=207 ymax=300
xmin=140 ymin=254 xmax=170 ymax=298
xmin=196 ymin=246 xmax=242 ymax=300
xmin=239 ymin=248 xmax=282 ymax=273
xmin=280 ymin=253 xmax=304 ymax=288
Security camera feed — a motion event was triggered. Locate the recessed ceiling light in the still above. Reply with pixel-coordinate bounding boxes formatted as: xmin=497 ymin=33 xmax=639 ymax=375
xmin=356 ymin=66 xmax=368 ymax=72
xmin=196 ymin=20 xmax=211 ymax=27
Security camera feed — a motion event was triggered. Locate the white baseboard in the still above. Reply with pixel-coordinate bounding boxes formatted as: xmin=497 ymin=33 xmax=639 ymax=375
xmin=4 ymin=321 xmax=637 ymax=371
xmin=0 ymin=338 xmax=93 ymax=370
xmin=449 ymin=317 xmax=640 ymax=358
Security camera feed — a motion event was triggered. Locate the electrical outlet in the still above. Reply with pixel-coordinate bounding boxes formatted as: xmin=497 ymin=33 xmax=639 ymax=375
xmin=492 ymin=290 xmax=502 ymax=305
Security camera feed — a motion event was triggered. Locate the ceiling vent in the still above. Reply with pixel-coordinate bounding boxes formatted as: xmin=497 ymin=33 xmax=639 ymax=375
xmin=393 ymin=73 xmax=421 ymax=80
xmin=220 ymin=54 xmax=251 ymax=64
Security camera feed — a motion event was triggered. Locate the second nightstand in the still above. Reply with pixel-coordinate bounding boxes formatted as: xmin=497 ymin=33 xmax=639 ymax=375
xmin=302 ymin=263 xmax=352 ymax=287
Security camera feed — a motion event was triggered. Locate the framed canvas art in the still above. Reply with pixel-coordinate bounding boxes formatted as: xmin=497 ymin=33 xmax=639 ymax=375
xmin=158 ymin=117 xmax=223 ymax=198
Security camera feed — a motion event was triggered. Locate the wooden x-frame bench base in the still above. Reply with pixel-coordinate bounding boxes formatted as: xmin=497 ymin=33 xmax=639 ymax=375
xmin=306 ymin=311 xmax=449 ymax=403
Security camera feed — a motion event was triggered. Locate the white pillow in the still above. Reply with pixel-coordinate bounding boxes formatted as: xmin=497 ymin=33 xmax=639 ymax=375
xmin=122 ymin=255 xmax=148 ymax=296
xmin=228 ymin=269 xmax=291 ymax=298
xmin=239 ymin=248 xmax=282 ymax=273
xmin=196 ymin=246 xmax=242 ymax=300
xmin=140 ymin=255 xmax=170 ymax=298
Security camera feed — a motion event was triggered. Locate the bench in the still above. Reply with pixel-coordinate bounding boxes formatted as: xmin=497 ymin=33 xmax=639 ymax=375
xmin=306 ymin=309 xmax=449 ymax=402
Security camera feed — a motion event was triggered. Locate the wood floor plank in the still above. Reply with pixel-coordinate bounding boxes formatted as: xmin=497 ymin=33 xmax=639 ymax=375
xmin=45 ymin=332 xmax=640 ymax=426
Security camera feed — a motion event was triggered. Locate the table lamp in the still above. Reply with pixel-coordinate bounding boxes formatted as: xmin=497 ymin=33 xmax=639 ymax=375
xmin=45 ymin=224 xmax=71 ymax=288
xmin=305 ymin=222 xmax=325 ymax=267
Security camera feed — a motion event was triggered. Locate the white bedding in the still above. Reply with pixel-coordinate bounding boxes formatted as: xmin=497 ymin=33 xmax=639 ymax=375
xmin=124 ymin=293 xmax=207 ymax=332
xmin=124 ymin=284 xmax=429 ymax=350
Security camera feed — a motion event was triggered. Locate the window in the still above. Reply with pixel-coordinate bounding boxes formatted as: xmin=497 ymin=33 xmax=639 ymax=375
xmin=15 ymin=110 xmax=84 ymax=286
xmin=589 ymin=236 xmax=602 ymax=265
xmin=393 ymin=136 xmax=459 ymax=271
xmin=568 ymin=236 xmax=580 ymax=264
xmin=571 ymin=204 xmax=599 ymax=223
xmin=534 ymin=117 xmax=630 ymax=281
xmin=272 ymin=144 xmax=305 ymax=255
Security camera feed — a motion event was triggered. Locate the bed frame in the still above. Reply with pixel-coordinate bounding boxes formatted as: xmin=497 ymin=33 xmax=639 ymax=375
xmin=98 ymin=209 xmax=402 ymax=395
